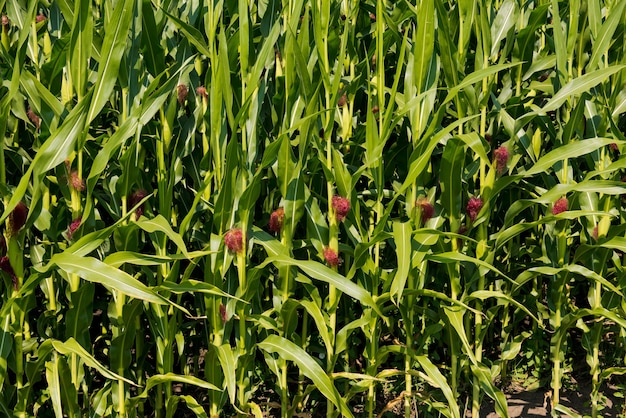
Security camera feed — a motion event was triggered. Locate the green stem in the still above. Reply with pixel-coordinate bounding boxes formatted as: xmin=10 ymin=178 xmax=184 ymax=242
xmin=116 ymin=294 xmax=126 ymax=416
xmin=298 ymin=310 xmax=308 ymax=410
xmin=551 ymin=226 xmax=568 ymax=415
xmin=236 ymin=247 xmax=248 ymax=412
xmin=326 ymin=139 xmax=338 ymax=418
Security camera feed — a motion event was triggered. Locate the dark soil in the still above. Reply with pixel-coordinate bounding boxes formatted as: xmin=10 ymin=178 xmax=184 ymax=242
xmin=474 ymin=382 xmax=625 ymax=418
xmin=316 ymin=381 xmax=625 ymax=418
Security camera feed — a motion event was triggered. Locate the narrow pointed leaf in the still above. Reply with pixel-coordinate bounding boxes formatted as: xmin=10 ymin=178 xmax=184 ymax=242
xmin=50 ymin=338 xmax=135 ymax=385
xmin=263 ymin=255 xmax=383 ymax=316
xmin=258 ymin=335 xmax=353 ymax=418
xmin=86 ymin=0 xmax=135 ymax=123
xmin=50 ymin=253 xmax=166 ymax=305
xmin=540 ymin=66 xmax=626 ymax=113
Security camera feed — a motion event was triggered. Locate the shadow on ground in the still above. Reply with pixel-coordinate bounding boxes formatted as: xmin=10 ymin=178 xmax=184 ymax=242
xmin=474 ymin=383 xmax=624 ymax=418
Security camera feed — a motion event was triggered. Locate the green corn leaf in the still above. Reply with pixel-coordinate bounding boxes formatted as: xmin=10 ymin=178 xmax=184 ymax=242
xmin=540 ymin=66 xmax=626 ymax=113
xmin=104 ymin=250 xmax=213 ymax=268
xmin=175 ymin=395 xmax=210 ymax=418
xmin=516 ymin=4 xmax=549 ymax=73
xmin=553 ymin=308 xmax=626 ymax=359
xmin=519 ymin=265 xmax=622 ymax=297
xmin=471 ymin=364 xmax=510 ymax=418
xmin=426 ymin=252 xmax=510 ymax=283
xmin=86 ymin=0 xmax=135 ymax=123
xmin=534 ymin=180 xmax=626 ymax=204
xmin=0 ymin=316 xmax=12 ymax=390
xmin=140 ymin=0 xmax=165 ymax=77
xmin=443 ymin=306 xmax=477 ymax=366
xmin=515 ymin=264 xmax=622 ymax=296
xmin=48 ymin=338 xmax=135 ymax=385
xmin=68 ymin=0 xmax=92 ymax=99
xmin=391 ymin=289 xmax=482 ymax=316
xmin=301 ymin=299 xmax=333 ymax=354
xmin=550 ymin=0 xmax=567 ymax=87
xmin=161 ymin=9 xmax=211 ymax=57
xmin=416 ymin=355 xmax=461 ymax=418
xmin=49 ymin=253 xmax=167 ymax=305
xmin=587 ymin=0 xmax=602 ymax=38
xmin=522 ymin=138 xmax=621 ymax=176
xmin=284 ymin=163 xmax=305 ymax=237
xmin=457 ymin=132 xmax=491 ymax=165
xmin=0 ymin=92 xmax=91 ymax=224
xmin=87 ymin=57 xmax=194 ymax=181
xmin=251 ymin=228 xmax=290 ymax=257
xmin=215 ymin=344 xmax=238 ymax=404
xmin=597 ymin=236 xmax=626 ymax=253
xmin=110 ymin=300 xmax=142 ymax=371
xmin=156 ymin=280 xmax=243 ymax=301
xmin=390 ymin=221 xmax=412 ymax=304
xmin=399 ymin=115 xmax=478 ymax=198
xmin=258 ymin=335 xmax=353 ymax=418
xmin=263 ymin=255 xmax=383 ymax=317
xmin=20 ymin=70 xmax=64 ymax=117
xmin=490 ymin=0 xmax=518 ymax=61
xmin=65 ymin=283 xmax=95 ymax=349
xmin=442 ymin=63 xmax=521 ymax=106
xmin=434 ymin=0 xmax=459 ymax=89
xmin=414 ymin=0 xmax=435 ymax=93
xmin=134 ymin=373 xmax=221 ymax=399
xmin=134 ymin=215 xmax=190 ymax=257
xmin=586 ymin=2 xmax=626 ymax=71
xmin=440 ymin=137 xmax=465 ymax=228
xmin=45 ymin=359 xmax=63 ymax=418
xmin=468 ymin=290 xmax=542 ymax=328
xmin=335 ymin=314 xmax=371 ymax=355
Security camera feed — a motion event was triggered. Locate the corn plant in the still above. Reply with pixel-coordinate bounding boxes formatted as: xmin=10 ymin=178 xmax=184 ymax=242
xmin=2 ymin=0 xmax=626 ymax=417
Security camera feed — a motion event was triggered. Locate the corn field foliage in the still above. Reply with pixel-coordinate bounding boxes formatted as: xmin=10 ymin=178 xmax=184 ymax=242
xmin=2 ymin=0 xmax=626 ymax=417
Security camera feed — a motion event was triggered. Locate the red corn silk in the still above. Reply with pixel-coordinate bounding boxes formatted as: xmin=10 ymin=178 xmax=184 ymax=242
xmin=129 ymin=190 xmax=148 ymax=218
xmin=323 ymin=247 xmax=342 ymax=267
xmin=69 ymin=171 xmax=85 ymax=191
xmin=224 ymin=228 xmax=244 ymax=254
xmin=0 ymin=256 xmax=17 ymax=289
xmin=415 ymin=197 xmax=434 ymax=224
xmin=67 ymin=217 xmax=82 ymax=240
xmin=8 ymin=202 xmax=28 ymax=237
xmin=494 ymin=146 xmax=509 ymax=175
xmin=551 ymin=197 xmax=568 ymax=215
xmin=269 ymin=208 xmax=285 ymax=234
xmin=196 ymin=86 xmax=208 ymax=99
xmin=332 ymin=195 xmax=350 ymax=222
xmin=177 ymin=84 xmax=189 ymax=105
xmin=466 ymin=197 xmax=483 ymax=222
xmin=27 ymin=107 xmax=41 ymax=130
